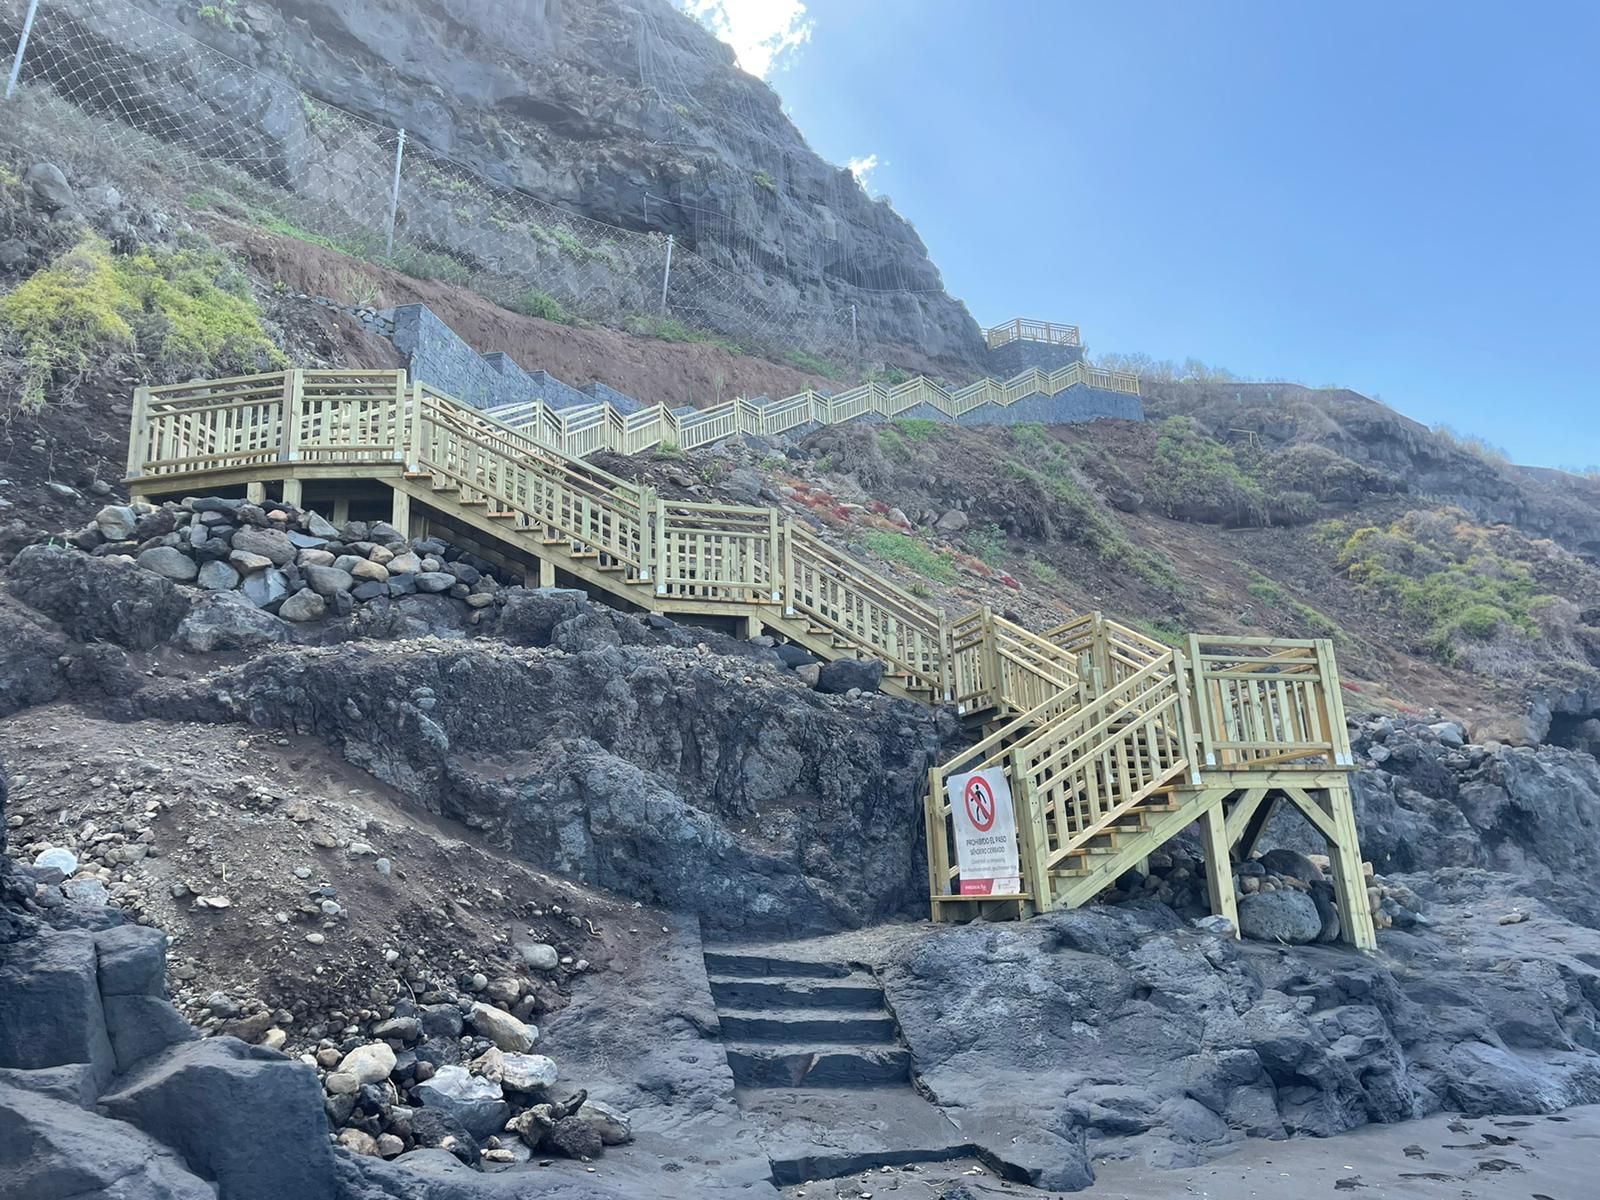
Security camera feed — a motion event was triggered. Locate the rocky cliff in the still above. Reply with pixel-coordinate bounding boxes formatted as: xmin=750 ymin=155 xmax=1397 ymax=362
xmin=10 ymin=0 xmax=986 ymax=367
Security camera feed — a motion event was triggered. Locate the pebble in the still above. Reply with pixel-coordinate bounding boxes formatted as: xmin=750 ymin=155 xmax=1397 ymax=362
xmin=305 ymin=932 xmax=326 ymax=945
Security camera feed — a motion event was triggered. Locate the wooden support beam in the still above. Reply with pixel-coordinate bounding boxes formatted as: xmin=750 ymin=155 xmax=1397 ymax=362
xmin=1237 ymin=793 xmax=1281 ymax=861
xmin=1323 ymin=780 xmax=1378 ymax=950
xmin=538 ymin=557 xmax=556 ymax=589
xmin=390 ymin=488 xmax=411 ymax=538
xmin=246 ymin=481 xmax=266 ymax=505
xmin=1222 ymin=786 xmax=1270 ymax=847
xmin=1200 ymin=800 xmax=1239 ymax=936
xmin=1281 ymin=786 xmax=1340 ymax=845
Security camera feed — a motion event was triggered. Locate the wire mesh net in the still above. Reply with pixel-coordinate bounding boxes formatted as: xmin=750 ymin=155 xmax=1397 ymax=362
xmin=0 ymin=0 xmax=866 ymax=362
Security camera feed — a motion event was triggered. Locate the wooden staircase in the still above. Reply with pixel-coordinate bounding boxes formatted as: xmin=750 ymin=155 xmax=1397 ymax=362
xmin=123 ymin=368 xmax=1375 ymax=949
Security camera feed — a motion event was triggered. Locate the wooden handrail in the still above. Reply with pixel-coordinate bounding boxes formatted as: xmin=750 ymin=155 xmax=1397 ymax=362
xmin=985 ymin=318 xmax=1083 ymax=350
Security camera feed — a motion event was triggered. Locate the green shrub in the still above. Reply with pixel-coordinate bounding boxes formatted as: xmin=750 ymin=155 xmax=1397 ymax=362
xmin=862 ymin=530 xmax=956 ymax=582
xmin=1449 ymin=603 xmax=1510 ymax=640
xmin=753 ymin=170 xmax=777 ymax=194
xmin=966 ymin=522 xmax=1007 ymax=566
xmin=893 ymin=418 xmax=941 ymax=442
xmin=1027 ymin=558 xmax=1058 ymax=582
xmin=0 ymin=235 xmax=283 ymax=399
xmin=783 ymin=348 xmax=846 ymax=380
xmin=508 ymin=289 xmax=570 ymax=324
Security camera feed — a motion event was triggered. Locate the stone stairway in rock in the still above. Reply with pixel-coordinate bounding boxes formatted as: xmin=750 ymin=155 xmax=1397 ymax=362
xmin=704 ymin=946 xmax=969 ymax=1184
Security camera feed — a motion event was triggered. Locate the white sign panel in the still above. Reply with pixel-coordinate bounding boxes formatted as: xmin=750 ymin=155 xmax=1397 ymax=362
xmin=945 ymin=768 xmax=1021 ymax=896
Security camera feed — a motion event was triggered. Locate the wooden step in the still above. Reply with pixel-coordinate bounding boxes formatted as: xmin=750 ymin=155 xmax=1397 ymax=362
xmin=540 ymin=538 xmax=570 ymax=546
xmin=487 ymin=511 xmax=516 ymax=519
xmin=403 ymin=471 xmax=433 ymax=480
xmin=570 ymin=551 xmax=601 ymax=561
xmin=459 ymin=498 xmax=487 ymax=507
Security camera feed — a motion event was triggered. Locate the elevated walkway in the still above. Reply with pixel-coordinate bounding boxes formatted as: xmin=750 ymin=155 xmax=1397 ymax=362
xmin=124 ymin=368 xmax=1374 ymax=949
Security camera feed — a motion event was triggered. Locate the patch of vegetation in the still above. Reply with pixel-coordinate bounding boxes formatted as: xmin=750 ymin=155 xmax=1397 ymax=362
xmin=655 ymin=439 xmax=682 ymax=459
xmin=1147 ymin=417 xmax=1322 ymax=527
xmin=622 ymin=313 xmax=745 ymax=356
xmin=507 ymin=289 xmax=570 ymax=324
xmin=1129 ymin=617 xmax=1187 ymax=648
xmin=965 ymin=522 xmax=1007 ymax=566
xmin=1026 ymin=557 xmax=1058 ymax=583
xmin=814 ymin=453 xmax=836 ymax=474
xmin=783 ymin=348 xmax=846 ymax=380
xmin=753 ymin=170 xmax=778 ymax=195
xmin=0 ymin=234 xmax=282 ymax=406
xmin=1321 ymin=510 xmax=1555 ymax=662
xmin=863 ymin=529 xmax=956 ymax=582
xmin=893 ymin=418 xmax=941 ymax=442
xmin=1432 ymin=422 xmax=1509 ymax=465
xmin=196 ymin=0 xmax=239 ymax=30
xmin=863 ymin=365 xmax=912 ymax=386
xmin=1245 ymin=571 xmax=1341 ymax=638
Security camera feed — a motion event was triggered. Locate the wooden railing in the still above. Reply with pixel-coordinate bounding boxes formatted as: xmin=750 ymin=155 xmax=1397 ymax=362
xmin=949 ymin=608 xmax=1081 ymax=719
xmin=480 ymin=359 xmax=1138 ymax=462
xmin=985 ymin=318 xmax=1083 ymax=350
xmin=1186 ymin=636 xmax=1353 ymax=770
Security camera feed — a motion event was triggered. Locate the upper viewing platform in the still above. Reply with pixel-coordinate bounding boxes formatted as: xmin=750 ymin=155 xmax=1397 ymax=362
xmin=985 ymin=318 xmax=1083 ymax=350
xmin=984 ymin=318 xmax=1090 ymax=378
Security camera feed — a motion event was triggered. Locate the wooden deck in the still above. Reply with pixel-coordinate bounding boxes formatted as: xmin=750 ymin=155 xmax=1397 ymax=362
xmin=125 ymin=368 xmax=1374 ymax=949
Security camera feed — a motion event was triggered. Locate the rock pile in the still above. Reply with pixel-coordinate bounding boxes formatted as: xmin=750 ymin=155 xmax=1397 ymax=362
xmin=64 ymin=496 xmax=510 ymax=645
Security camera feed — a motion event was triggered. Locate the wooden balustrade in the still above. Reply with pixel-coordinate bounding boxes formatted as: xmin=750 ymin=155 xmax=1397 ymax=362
xmin=985 ymin=318 xmax=1083 ymax=350
xmin=1186 ymin=636 xmax=1352 ymax=770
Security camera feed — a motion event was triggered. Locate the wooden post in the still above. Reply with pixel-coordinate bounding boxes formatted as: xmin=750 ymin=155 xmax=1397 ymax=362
xmin=1172 ymin=649 xmax=1204 ymax=785
xmin=1200 ymin=798 xmax=1239 ymax=936
xmin=926 ymin=767 xmax=952 ymax=922
xmin=781 ymin=518 xmax=796 ymax=616
xmin=654 ymin=497 xmax=669 ymax=597
xmin=1324 ymin=780 xmax=1377 ymax=950
xmin=125 ymin=386 xmax=150 ymax=486
xmin=1187 ymin=634 xmax=1218 ymax=767
xmin=281 ymin=370 xmax=303 ymax=464
xmin=1315 ymin=639 xmax=1355 ymax=766
xmin=767 ymin=507 xmax=781 ymax=602
xmin=538 ymin=558 xmax=556 ymax=588
xmin=390 ymin=488 xmax=411 ymax=538
xmin=1011 ymin=747 xmax=1052 ymax=917
xmin=407 ymin=384 xmax=426 ymax=472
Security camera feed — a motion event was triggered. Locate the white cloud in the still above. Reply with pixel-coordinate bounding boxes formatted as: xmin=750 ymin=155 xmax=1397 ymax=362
xmin=846 ymin=153 xmax=880 ymax=190
xmin=683 ymin=0 xmax=814 ymax=79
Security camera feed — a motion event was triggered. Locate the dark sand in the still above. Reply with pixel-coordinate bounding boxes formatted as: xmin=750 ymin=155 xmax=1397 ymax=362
xmin=775 ymin=1105 xmax=1599 ymax=1199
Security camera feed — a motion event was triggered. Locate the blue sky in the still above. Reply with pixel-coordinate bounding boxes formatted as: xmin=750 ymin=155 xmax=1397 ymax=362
xmin=684 ymin=1 xmax=1600 ymax=470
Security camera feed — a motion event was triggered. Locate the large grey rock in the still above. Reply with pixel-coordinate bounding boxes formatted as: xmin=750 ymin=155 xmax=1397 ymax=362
xmin=137 ymin=545 xmax=200 ymax=582
xmin=5 ymin=544 xmax=189 ymax=649
xmin=336 ymin=1041 xmax=396 ymax=1086
xmin=469 ymin=1001 xmax=536 ymax=1052
xmin=101 ymin=1038 xmax=337 ymax=1200
xmin=24 ymin=162 xmax=75 ymax=211
xmin=197 ymin=558 xmax=241 ymax=590
xmin=1236 ymin=889 xmax=1323 ymax=944
xmin=240 ymin=567 xmax=291 ymax=608
xmin=176 ymin=591 xmax=290 ymax=651
xmin=94 ymin=504 xmax=140 ymax=541
xmin=500 ymin=1052 xmax=558 ymax=1092
xmin=0 ymin=1081 xmax=214 ymax=1199
xmin=0 ymin=928 xmax=115 ymax=1091
xmin=278 ymin=588 xmax=327 ymax=622
xmin=815 ymin=657 xmax=885 ymax=694
xmin=231 ymin=527 xmax=296 ymax=566
xmin=302 ymin=564 xmax=355 ymax=597
xmin=414 ymin=1064 xmax=510 ymax=1140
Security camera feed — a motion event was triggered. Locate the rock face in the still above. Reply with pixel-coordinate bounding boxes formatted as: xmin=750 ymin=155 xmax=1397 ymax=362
xmin=22 ymin=0 xmax=985 ymax=368
xmin=154 ymin=636 xmax=951 ymax=933
xmin=6 ymin=544 xmax=188 ymax=649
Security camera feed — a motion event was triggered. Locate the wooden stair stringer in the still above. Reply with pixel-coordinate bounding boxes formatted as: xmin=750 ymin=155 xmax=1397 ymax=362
xmin=1048 ymin=785 xmax=1233 ymax=911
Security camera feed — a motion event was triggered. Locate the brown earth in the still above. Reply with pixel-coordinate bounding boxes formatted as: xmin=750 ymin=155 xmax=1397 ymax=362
xmin=213 ymin=218 xmax=850 ymax=412
xmin=1 ymin=700 xmax=675 ymax=1051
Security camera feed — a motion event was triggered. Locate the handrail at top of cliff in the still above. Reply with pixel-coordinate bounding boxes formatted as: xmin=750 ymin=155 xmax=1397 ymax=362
xmin=985 ymin=318 xmax=1083 ymax=350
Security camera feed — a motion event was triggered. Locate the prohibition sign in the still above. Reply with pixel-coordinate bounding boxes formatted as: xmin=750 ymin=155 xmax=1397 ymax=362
xmin=964 ymin=775 xmax=997 ymax=832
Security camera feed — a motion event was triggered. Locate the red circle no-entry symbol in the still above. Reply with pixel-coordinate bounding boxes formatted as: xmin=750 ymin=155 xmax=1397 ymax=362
xmin=964 ymin=776 xmax=997 ymax=832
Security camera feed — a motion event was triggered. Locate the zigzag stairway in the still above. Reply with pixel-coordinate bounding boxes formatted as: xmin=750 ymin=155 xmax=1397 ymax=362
xmin=122 ymin=363 xmax=1375 ymax=948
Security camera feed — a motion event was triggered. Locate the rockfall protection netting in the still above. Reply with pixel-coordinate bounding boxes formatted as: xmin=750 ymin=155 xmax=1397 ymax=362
xmin=0 ymin=0 xmax=874 ymax=362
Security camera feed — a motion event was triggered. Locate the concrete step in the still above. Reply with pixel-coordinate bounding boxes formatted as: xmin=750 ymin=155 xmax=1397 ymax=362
xmin=717 ymin=1005 xmax=899 ymax=1044
xmin=702 ymin=951 xmax=851 ymax=979
xmin=735 ymin=1087 xmax=971 ymax=1185
xmin=708 ymin=974 xmax=884 ymax=1011
xmin=725 ymin=1043 xmax=911 ymax=1088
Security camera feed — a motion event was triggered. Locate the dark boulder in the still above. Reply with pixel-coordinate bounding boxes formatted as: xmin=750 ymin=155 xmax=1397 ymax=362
xmin=5 ymin=544 xmax=189 ymax=649
xmin=815 ymin=657 xmax=885 ymax=694
xmin=1236 ymin=890 xmax=1323 ymax=944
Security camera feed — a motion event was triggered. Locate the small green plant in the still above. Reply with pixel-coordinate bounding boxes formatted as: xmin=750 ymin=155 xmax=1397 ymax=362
xmin=196 ymin=1 xmax=238 ymax=29
xmin=966 ymin=522 xmax=1007 ymax=566
xmin=783 ymin=348 xmax=846 ymax=380
xmin=1245 ymin=571 xmax=1341 ymax=638
xmin=753 ymin=169 xmax=777 ymax=195
xmin=656 ymin=439 xmax=682 ymax=459
xmin=552 ymin=226 xmax=588 ymax=258
xmin=893 ymin=418 xmax=941 ymax=442
xmin=698 ymin=462 xmax=726 ymax=486
xmin=508 ymin=288 xmax=570 ymax=324
xmin=862 ymin=530 xmax=956 ymax=582
xmin=760 ymin=455 xmax=786 ymax=471
xmin=1027 ymin=558 xmax=1058 ymax=583
xmin=815 ymin=453 xmax=836 ymax=473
